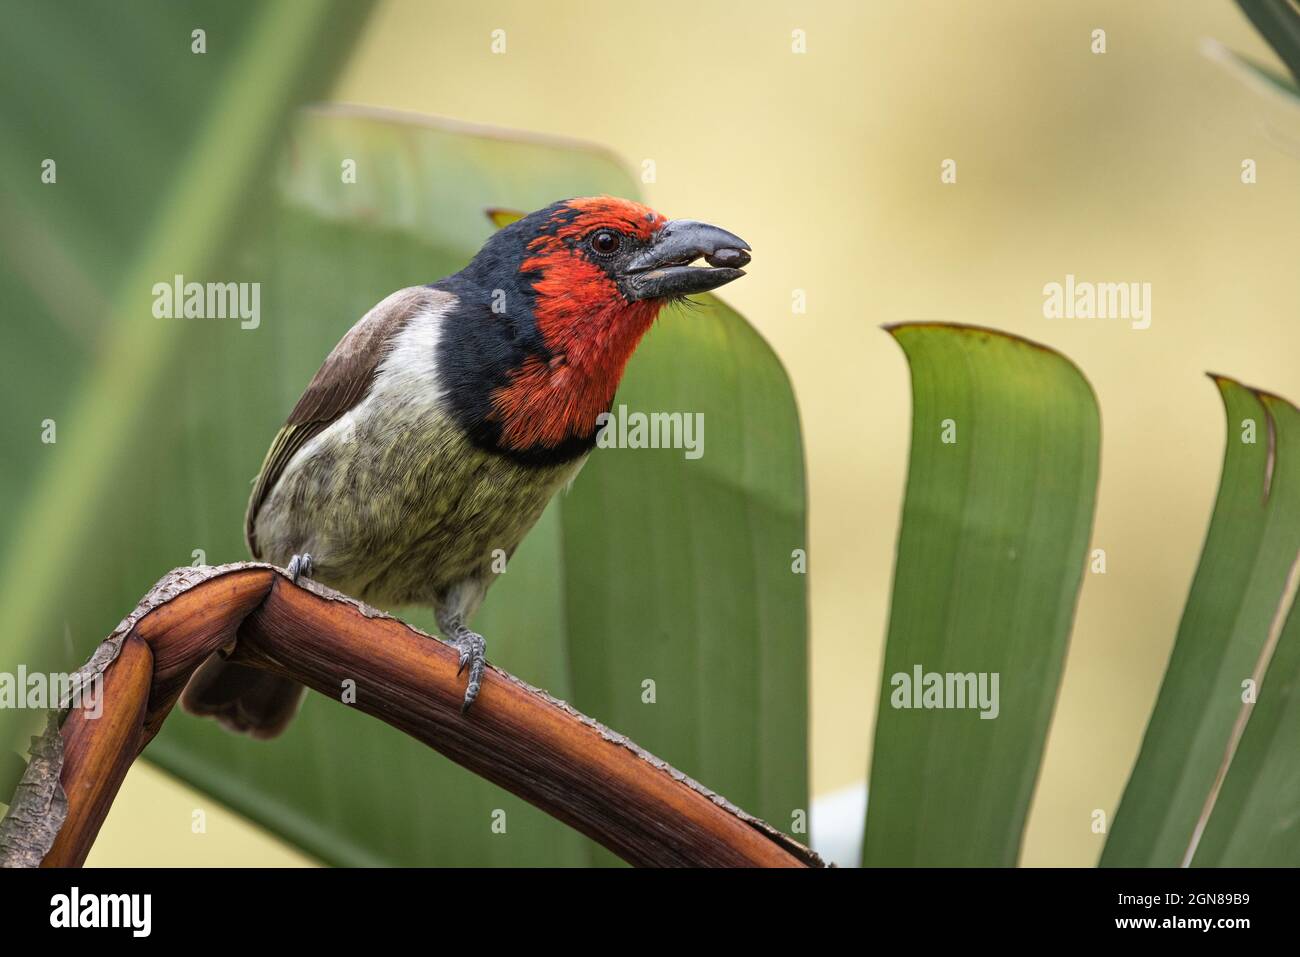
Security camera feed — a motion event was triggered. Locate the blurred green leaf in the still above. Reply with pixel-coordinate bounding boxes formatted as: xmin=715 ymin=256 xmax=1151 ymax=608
xmin=1236 ymin=0 xmax=1300 ymax=87
xmin=0 ymin=751 xmax=25 ymax=808
xmin=132 ymin=107 xmax=807 ymax=866
xmin=0 ymin=0 xmax=376 ymax=757
xmin=561 ymin=291 xmax=809 ymax=865
xmin=863 ymin=324 xmax=1100 ymax=866
xmin=1104 ymin=380 xmax=1300 ymax=866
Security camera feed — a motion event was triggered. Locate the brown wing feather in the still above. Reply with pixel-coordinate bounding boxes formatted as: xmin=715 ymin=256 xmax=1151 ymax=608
xmin=244 ymin=286 xmax=449 ymax=557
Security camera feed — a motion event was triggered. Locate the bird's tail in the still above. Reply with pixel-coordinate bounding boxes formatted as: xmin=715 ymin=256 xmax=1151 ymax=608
xmin=180 ymin=657 xmax=306 ymax=739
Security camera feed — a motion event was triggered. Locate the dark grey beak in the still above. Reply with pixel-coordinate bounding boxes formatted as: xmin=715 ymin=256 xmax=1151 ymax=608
xmin=622 ymin=219 xmax=751 ymax=301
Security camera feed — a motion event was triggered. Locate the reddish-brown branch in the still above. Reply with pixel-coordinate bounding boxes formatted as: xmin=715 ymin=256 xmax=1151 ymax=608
xmin=43 ymin=636 xmax=152 ymax=867
xmin=12 ymin=564 xmax=822 ymax=868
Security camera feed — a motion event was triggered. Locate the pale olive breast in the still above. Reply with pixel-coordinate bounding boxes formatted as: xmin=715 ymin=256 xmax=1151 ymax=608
xmin=254 ymin=399 xmax=583 ymax=609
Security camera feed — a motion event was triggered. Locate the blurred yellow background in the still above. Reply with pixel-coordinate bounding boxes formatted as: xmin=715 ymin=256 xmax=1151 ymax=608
xmin=90 ymin=0 xmax=1300 ymax=866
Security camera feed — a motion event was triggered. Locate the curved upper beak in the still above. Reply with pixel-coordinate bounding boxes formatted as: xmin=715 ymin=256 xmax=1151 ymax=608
xmin=622 ymin=219 xmax=751 ymax=301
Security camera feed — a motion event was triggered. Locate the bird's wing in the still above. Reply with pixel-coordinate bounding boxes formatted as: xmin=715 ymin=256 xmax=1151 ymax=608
xmin=244 ymin=285 xmax=451 ymax=558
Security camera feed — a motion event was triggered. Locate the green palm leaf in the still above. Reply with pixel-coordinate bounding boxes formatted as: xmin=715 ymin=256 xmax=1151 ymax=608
xmin=864 ymin=324 xmax=1100 ymax=866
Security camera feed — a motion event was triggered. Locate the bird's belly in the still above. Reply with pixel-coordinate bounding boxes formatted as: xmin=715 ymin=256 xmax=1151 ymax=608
xmin=253 ymin=401 xmax=583 ymax=611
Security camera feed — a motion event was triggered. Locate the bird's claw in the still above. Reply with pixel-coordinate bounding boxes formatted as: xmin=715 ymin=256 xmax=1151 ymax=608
xmin=286 ymin=553 xmax=313 ymax=584
xmin=450 ymin=630 xmax=486 ymax=713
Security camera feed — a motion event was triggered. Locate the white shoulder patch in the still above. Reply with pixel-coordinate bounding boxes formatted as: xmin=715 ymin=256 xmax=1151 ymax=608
xmin=370 ymin=290 xmax=456 ymax=409
xmin=274 ymin=290 xmax=457 ymax=486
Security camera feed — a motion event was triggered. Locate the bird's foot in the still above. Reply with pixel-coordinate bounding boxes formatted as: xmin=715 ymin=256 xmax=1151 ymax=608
xmin=286 ymin=553 xmax=313 ymax=585
xmin=449 ymin=629 xmax=486 ymax=714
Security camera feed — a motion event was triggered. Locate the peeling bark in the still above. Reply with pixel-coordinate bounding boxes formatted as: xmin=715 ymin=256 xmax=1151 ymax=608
xmin=0 ymin=714 xmax=67 ymax=867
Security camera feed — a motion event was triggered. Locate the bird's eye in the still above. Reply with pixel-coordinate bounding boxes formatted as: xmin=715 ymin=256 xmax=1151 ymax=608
xmin=590 ymin=230 xmax=621 ymax=256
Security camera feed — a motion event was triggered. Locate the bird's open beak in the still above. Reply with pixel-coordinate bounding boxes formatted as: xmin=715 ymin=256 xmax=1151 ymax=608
xmin=622 ymin=220 xmax=751 ymax=300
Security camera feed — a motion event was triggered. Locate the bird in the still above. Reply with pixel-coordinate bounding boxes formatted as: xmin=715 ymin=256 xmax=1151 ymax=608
xmin=180 ymin=196 xmax=750 ymax=737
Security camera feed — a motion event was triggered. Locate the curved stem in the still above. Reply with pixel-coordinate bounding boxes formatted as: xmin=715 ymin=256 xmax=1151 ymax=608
xmin=6 ymin=564 xmax=821 ymax=868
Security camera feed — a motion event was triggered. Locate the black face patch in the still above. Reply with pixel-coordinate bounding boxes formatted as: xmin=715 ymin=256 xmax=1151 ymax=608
xmin=431 ymin=228 xmax=598 ymax=468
